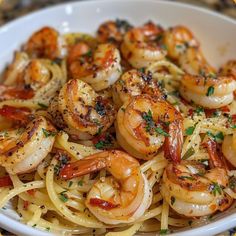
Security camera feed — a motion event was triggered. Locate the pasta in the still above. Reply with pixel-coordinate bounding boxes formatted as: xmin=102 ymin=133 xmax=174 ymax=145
xmin=0 ymin=19 xmax=236 ymax=236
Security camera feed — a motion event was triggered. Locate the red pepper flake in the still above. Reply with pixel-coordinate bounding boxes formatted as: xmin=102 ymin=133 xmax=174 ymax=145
xmin=0 ymin=175 xmax=12 ymax=187
xmin=90 ymin=198 xmax=118 ymax=210
xmin=27 ymin=189 xmax=35 ymax=196
xmin=23 ymin=200 xmax=29 ymax=210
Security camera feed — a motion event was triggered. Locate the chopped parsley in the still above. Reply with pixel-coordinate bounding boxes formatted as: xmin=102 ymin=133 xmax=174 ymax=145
xmin=83 ymin=50 xmax=92 ymax=57
xmin=155 ymin=127 xmax=170 ymax=137
xmin=231 ymin=125 xmax=236 ymax=129
xmin=179 ymin=176 xmax=194 ymax=181
xmin=142 ymin=110 xmax=169 ymax=136
xmin=45 ymin=227 xmax=50 ymax=231
xmin=32 ymin=224 xmax=37 ymax=228
xmin=206 ymin=86 xmax=214 ymax=96
xmin=142 ymin=110 xmax=155 ymax=132
xmin=195 ymin=106 xmax=204 ymax=115
xmin=68 ymin=181 xmax=73 ymax=188
xmin=185 ymin=126 xmax=195 ymax=135
xmin=59 ymin=191 xmax=68 ymax=202
xmin=78 ymin=180 xmax=84 ymax=186
xmin=208 ymin=72 xmax=217 ymax=79
xmin=206 ymin=131 xmax=224 ymax=142
xmin=229 ymin=176 xmax=236 ymax=190
xmin=138 ymin=67 xmax=145 ymax=73
xmin=171 ymin=196 xmax=175 ymax=205
xmin=42 ymin=128 xmax=57 ymax=138
xmin=209 ymin=182 xmax=222 ymax=196
xmin=160 ymin=229 xmax=168 ymax=235
xmin=38 ymin=102 xmax=48 ymax=109
xmin=182 ymin=147 xmax=195 ymax=160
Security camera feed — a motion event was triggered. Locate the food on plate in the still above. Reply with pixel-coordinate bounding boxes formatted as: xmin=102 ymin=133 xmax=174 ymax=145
xmin=0 ymin=20 xmax=236 ymax=235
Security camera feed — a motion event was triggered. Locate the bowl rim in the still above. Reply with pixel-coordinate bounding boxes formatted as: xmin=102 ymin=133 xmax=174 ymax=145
xmin=0 ymin=0 xmax=236 ymax=235
xmin=0 ymin=0 xmax=235 ymax=34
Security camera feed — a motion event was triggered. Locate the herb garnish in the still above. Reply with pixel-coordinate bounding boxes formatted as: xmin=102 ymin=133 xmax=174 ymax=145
xmin=78 ymin=180 xmax=84 ymax=186
xmin=59 ymin=191 xmax=68 ymax=202
xmin=182 ymin=147 xmax=195 ymax=160
xmin=42 ymin=128 xmax=57 ymax=138
xmin=160 ymin=229 xmax=168 ymax=235
xmin=209 ymin=182 xmax=222 ymax=196
xmin=185 ymin=126 xmax=195 ymax=135
xmin=38 ymin=103 xmax=48 ymax=109
xmin=206 ymin=86 xmax=214 ymax=96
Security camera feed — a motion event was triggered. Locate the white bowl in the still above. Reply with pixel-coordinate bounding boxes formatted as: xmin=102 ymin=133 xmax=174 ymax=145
xmin=0 ymin=0 xmax=236 ymax=235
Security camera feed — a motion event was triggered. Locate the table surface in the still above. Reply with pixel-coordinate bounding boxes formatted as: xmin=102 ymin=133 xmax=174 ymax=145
xmin=0 ymin=0 xmax=236 ymax=235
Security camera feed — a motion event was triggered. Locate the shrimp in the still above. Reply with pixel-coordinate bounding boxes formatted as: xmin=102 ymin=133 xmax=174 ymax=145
xmin=97 ymin=19 xmax=132 ymax=45
xmin=180 ymin=74 xmax=236 ymax=109
xmin=54 ymin=79 xmax=115 ymax=140
xmin=2 ymin=52 xmax=29 ymax=86
xmin=68 ymin=43 xmax=122 ymax=91
xmin=112 ymin=69 xmax=164 ymax=108
xmin=121 ymin=22 xmax=166 ymax=68
xmin=219 ymin=60 xmax=236 ymax=78
xmin=161 ymin=139 xmax=232 ymax=217
xmin=222 ymin=131 xmax=236 ymax=167
xmin=59 ymin=150 xmax=152 ymax=224
xmin=115 ymin=94 xmax=183 ymax=161
xmin=163 ymin=26 xmax=215 ymax=75
xmin=0 ymin=116 xmax=56 ymax=174
xmin=24 ymin=26 xmax=66 ymax=59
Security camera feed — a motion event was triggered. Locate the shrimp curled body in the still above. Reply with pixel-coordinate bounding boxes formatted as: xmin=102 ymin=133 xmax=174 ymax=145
xmin=180 ymin=74 xmax=236 ymax=109
xmin=121 ymin=22 xmax=166 ymax=68
xmin=116 ymin=94 xmax=183 ymax=161
xmin=68 ymin=43 xmax=122 ymax=91
xmin=56 ymin=79 xmax=116 ymax=140
xmin=0 ymin=116 xmax=56 ymax=174
xmin=59 ymin=150 xmax=152 ymax=225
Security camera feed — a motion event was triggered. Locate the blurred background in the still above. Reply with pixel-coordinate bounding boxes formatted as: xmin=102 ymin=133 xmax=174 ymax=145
xmin=0 ymin=0 xmax=235 ymax=26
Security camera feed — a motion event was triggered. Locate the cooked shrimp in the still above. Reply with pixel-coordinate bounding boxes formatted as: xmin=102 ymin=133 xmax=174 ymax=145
xmin=2 ymin=52 xmax=29 ymax=86
xmin=97 ymin=19 xmax=132 ymax=45
xmin=116 ymin=94 xmax=183 ymax=161
xmin=222 ymin=131 xmax=236 ymax=167
xmin=56 ymin=79 xmax=115 ymax=140
xmin=219 ymin=60 xmax=236 ymax=78
xmin=180 ymin=74 xmax=236 ymax=109
xmin=24 ymin=26 xmax=66 ymax=59
xmin=0 ymin=116 xmax=56 ymax=174
xmin=112 ymin=69 xmax=149 ymax=107
xmin=68 ymin=43 xmax=122 ymax=91
xmin=112 ymin=69 xmax=164 ymax=108
xmin=163 ymin=26 xmax=215 ymax=74
xmin=161 ymin=139 xmax=232 ymax=217
xmin=121 ymin=22 xmax=166 ymax=68
xmin=59 ymin=150 xmax=152 ymax=224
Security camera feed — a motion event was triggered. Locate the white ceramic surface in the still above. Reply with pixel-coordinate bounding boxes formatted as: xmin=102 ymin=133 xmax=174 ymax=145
xmin=0 ymin=0 xmax=236 ymax=235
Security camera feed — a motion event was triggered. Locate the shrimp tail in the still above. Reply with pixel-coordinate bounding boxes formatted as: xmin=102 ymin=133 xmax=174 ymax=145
xmin=60 ymin=152 xmax=108 ymax=180
xmin=205 ymin=139 xmax=228 ymax=170
xmin=163 ymin=120 xmax=183 ymax=163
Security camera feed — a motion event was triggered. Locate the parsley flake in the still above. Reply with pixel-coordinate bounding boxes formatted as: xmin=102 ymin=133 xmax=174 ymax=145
xmin=78 ymin=180 xmax=84 ymax=186
xmin=206 ymin=86 xmax=214 ymax=96
xmin=42 ymin=128 xmax=57 ymax=138
xmin=185 ymin=126 xmax=195 ymax=135
xmin=160 ymin=229 xmax=168 ymax=235
xmin=209 ymin=182 xmax=222 ymax=196
xmin=182 ymin=147 xmax=195 ymax=160
xmin=59 ymin=191 xmax=68 ymax=202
